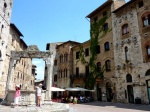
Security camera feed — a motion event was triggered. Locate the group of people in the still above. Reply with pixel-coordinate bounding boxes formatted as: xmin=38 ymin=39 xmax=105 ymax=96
xmin=61 ymin=95 xmax=93 ymax=104
xmin=13 ymin=83 xmax=43 ymax=107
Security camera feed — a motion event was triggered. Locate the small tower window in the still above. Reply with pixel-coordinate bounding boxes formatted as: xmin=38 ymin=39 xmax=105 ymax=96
xmin=125 ymin=46 xmax=128 ymax=62
xmin=122 ymin=24 xmax=129 ymax=35
xmin=138 ymin=1 xmax=143 ymax=8
xmin=3 ymin=3 xmax=7 ymax=13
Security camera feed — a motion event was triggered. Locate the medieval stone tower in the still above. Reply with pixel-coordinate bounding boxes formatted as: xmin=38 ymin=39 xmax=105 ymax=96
xmin=111 ymin=0 xmax=126 ymax=11
xmin=0 ymin=0 xmax=13 ymax=97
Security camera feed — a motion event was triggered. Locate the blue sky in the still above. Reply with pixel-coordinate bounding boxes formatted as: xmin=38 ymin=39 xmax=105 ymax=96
xmin=11 ymin=0 xmax=129 ymax=79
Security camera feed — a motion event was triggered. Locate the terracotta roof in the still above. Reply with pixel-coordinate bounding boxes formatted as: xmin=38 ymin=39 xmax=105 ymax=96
xmin=10 ymin=23 xmax=23 ymax=37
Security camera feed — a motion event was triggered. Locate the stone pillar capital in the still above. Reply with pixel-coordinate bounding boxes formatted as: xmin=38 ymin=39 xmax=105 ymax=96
xmin=43 ymin=58 xmax=53 ymax=65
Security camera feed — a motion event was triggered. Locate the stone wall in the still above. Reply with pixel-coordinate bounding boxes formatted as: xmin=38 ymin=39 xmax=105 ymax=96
xmin=5 ymin=90 xmax=46 ymax=106
xmin=0 ymin=0 xmax=13 ymax=98
xmin=112 ymin=0 xmax=150 ymax=104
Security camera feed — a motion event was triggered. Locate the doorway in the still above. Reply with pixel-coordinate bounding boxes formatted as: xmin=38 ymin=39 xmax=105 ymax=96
xmin=146 ymin=80 xmax=150 ymax=104
xmin=106 ymin=82 xmax=112 ymax=102
xmin=127 ymin=85 xmax=134 ymax=103
xmin=97 ymin=83 xmax=102 ymax=101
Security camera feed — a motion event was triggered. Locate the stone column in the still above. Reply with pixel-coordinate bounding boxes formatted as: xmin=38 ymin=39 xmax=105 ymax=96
xmin=44 ymin=58 xmax=53 ymax=100
xmin=6 ymin=57 xmax=20 ymax=91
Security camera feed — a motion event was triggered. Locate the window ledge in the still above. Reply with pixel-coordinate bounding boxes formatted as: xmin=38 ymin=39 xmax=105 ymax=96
xmin=122 ymin=33 xmax=130 ymax=39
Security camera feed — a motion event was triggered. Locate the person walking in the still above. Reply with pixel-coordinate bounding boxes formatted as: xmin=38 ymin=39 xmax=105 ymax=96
xmin=14 ymin=85 xmax=20 ymax=107
xmin=35 ymin=83 xmax=42 ymax=107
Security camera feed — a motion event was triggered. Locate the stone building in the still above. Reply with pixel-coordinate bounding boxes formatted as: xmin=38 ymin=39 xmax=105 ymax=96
xmin=0 ymin=0 xmax=35 ymax=97
xmin=78 ymin=0 xmax=125 ymax=101
xmin=56 ymin=41 xmax=80 ymax=97
xmin=0 ymin=0 xmax=14 ymax=97
xmin=44 ymin=42 xmax=63 ymax=98
xmin=112 ymin=0 xmax=150 ymax=104
xmin=9 ymin=24 xmax=34 ymax=91
xmin=71 ymin=40 xmax=90 ymax=96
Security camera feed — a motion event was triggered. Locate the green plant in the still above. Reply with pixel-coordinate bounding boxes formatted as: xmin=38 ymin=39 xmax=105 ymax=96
xmin=78 ymin=15 xmax=111 ymax=89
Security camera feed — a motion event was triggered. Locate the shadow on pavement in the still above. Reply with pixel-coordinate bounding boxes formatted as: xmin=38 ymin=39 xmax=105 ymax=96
xmin=78 ymin=101 xmax=150 ymax=111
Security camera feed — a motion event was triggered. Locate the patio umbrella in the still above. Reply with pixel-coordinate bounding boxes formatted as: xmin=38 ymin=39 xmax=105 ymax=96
xmin=51 ymin=87 xmax=65 ymax=91
xmin=65 ymin=87 xmax=89 ymax=91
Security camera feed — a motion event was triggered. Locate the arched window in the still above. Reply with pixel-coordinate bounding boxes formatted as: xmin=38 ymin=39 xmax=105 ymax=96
xmin=60 ymin=54 xmax=63 ymax=63
xmin=125 ymin=46 xmax=128 ymax=62
xmin=58 ymin=70 xmax=60 ymax=78
xmin=105 ymin=60 xmax=111 ymax=71
xmin=65 ymin=68 xmax=68 ymax=77
xmin=142 ymin=14 xmax=150 ymax=27
xmin=64 ymin=53 xmax=68 ymax=62
xmin=3 ymin=3 xmax=7 ymax=13
xmin=104 ymin=42 xmax=110 ymax=51
xmin=64 ymin=69 xmax=65 ymax=78
xmin=122 ymin=24 xmax=129 ymax=35
xmin=61 ymin=70 xmax=63 ymax=78
xmin=97 ymin=62 xmax=101 ymax=72
xmin=146 ymin=69 xmax=150 ymax=76
xmin=54 ymin=75 xmax=57 ymax=82
xmin=126 ymin=74 xmax=132 ymax=82
xmin=64 ymin=54 xmax=66 ymax=62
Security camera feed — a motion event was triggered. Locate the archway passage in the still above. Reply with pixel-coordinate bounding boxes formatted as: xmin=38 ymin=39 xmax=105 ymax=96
xmin=6 ymin=45 xmax=53 ymax=100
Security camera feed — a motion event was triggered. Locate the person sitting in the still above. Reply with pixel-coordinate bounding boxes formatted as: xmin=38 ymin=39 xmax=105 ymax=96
xmin=73 ymin=97 xmax=77 ymax=104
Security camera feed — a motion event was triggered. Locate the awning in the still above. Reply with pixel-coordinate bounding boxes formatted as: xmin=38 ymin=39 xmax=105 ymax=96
xmin=51 ymin=87 xmax=65 ymax=91
xmin=65 ymin=87 xmax=94 ymax=92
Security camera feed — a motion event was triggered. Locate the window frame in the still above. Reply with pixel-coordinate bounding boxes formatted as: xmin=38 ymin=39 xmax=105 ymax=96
xmin=85 ymin=48 xmax=89 ymax=57
xmin=122 ymin=24 xmax=129 ymax=35
xmin=104 ymin=42 xmax=110 ymax=51
xmin=76 ymin=51 xmax=79 ymax=59
xmin=105 ymin=60 xmax=111 ymax=71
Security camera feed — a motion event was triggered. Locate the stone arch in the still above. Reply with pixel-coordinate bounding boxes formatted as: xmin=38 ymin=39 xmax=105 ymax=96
xmin=126 ymin=74 xmax=132 ymax=82
xmin=141 ymin=11 xmax=150 ymax=19
xmin=6 ymin=45 xmax=52 ymax=100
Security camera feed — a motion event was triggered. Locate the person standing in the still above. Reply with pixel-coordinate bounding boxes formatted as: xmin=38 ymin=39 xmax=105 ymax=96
xmin=35 ymin=83 xmax=42 ymax=107
xmin=14 ymin=85 xmax=20 ymax=107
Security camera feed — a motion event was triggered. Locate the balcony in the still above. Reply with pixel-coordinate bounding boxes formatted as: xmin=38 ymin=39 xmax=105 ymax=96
xmin=70 ymin=73 xmax=85 ymax=79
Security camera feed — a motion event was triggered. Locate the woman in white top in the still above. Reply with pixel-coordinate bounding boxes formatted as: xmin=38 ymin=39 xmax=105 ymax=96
xmin=35 ymin=83 xmax=42 ymax=107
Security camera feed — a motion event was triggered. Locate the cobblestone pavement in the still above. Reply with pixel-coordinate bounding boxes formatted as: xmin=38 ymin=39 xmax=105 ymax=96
xmin=0 ymin=101 xmax=150 ymax=112
xmin=0 ymin=103 xmax=70 ymax=112
xmin=69 ymin=101 xmax=150 ymax=112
